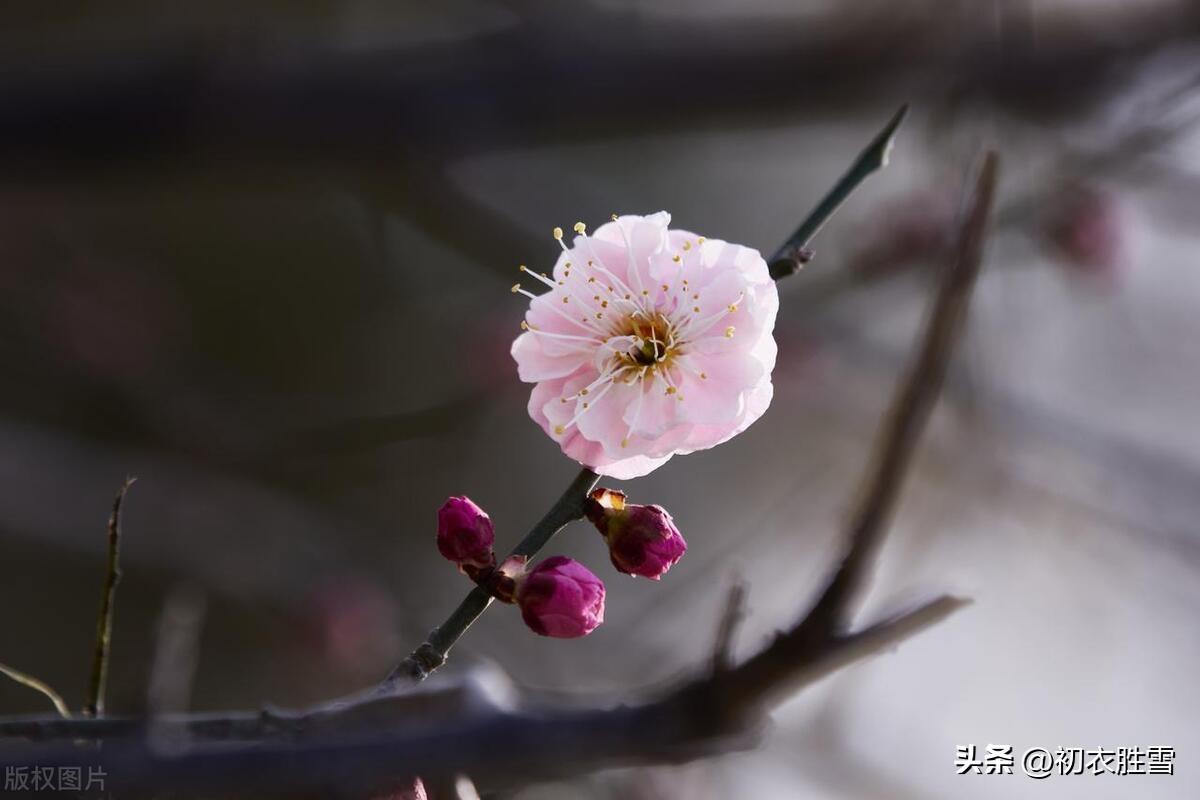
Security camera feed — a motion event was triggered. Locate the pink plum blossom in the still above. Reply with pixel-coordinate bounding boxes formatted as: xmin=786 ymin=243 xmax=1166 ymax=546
xmin=511 ymin=212 xmax=779 ymax=479
xmin=585 ymin=487 xmax=687 ymax=580
xmin=516 ymin=556 xmax=606 ymax=638
xmin=436 ymin=496 xmax=495 ymax=571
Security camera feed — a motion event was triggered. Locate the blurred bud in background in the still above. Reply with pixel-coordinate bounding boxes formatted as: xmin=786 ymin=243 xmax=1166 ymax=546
xmin=848 ymin=181 xmax=961 ymax=275
xmin=304 ymin=575 xmax=401 ymax=680
xmin=1040 ymin=181 xmax=1127 ymax=279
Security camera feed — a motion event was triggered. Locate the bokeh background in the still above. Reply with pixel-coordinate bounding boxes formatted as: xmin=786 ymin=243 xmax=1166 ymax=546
xmin=1 ymin=1 xmax=1198 ymax=798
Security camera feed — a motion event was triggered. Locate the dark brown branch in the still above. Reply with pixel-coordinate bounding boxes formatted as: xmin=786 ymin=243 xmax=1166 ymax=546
xmin=0 ymin=593 xmax=969 ymax=796
xmin=83 ymin=477 xmax=135 ymax=718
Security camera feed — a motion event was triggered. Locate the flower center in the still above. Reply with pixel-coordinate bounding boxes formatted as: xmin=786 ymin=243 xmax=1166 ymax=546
xmin=623 ymin=313 xmax=674 ymax=368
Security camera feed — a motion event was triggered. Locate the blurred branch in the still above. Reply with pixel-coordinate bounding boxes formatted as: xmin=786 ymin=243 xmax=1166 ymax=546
xmin=147 ymin=585 xmax=207 ymax=722
xmin=799 ymin=152 xmax=996 ymax=636
xmin=710 ymin=576 xmax=747 ymax=674
xmin=0 ymin=663 xmax=70 ymax=719
xmin=83 ymin=477 xmax=135 ymax=718
xmin=0 ymin=4 xmax=1194 ymax=168
xmin=0 ymin=150 xmax=998 ymax=797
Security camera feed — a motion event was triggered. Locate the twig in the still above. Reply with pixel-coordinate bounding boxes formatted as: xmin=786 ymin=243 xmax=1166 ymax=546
xmin=379 ymin=466 xmax=599 ymax=689
xmin=84 ymin=477 xmax=135 ymax=718
xmin=0 ymin=662 xmax=70 ymax=719
xmin=768 ymin=105 xmax=908 ymax=280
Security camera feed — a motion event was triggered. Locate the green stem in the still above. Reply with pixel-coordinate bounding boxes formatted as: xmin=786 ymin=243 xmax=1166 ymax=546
xmin=769 ymin=104 xmax=908 ymax=280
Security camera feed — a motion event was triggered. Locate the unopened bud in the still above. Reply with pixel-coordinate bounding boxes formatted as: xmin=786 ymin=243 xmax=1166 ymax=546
xmin=516 ymin=556 xmax=605 ymax=638
xmin=436 ymin=496 xmax=496 ymax=571
xmin=585 ymin=488 xmax=687 ymax=580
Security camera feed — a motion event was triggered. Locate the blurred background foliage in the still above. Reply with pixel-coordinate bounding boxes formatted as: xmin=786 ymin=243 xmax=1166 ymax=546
xmin=1 ymin=1 xmax=1199 ymax=797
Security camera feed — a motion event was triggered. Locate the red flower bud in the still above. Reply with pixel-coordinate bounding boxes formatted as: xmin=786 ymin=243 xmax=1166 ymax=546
xmin=516 ymin=556 xmax=605 ymax=638
xmin=436 ymin=496 xmax=495 ymax=571
xmin=585 ymin=488 xmax=687 ymax=580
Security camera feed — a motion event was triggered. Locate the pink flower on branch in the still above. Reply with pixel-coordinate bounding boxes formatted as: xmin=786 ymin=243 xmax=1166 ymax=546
xmin=512 ymin=212 xmax=779 ymax=479
xmin=516 ymin=556 xmax=606 ymax=639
